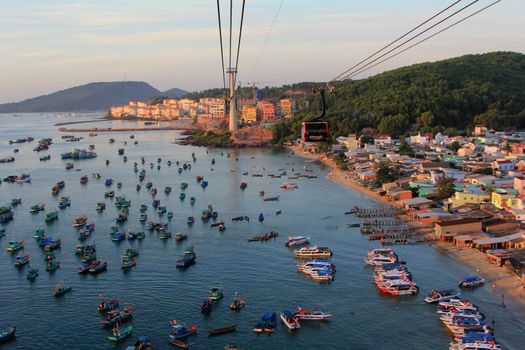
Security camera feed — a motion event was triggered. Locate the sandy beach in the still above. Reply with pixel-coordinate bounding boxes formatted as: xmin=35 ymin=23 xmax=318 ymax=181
xmin=290 ymin=144 xmax=525 ymax=308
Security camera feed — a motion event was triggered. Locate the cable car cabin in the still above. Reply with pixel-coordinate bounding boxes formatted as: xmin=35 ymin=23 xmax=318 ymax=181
xmin=301 ymin=121 xmax=328 ymax=143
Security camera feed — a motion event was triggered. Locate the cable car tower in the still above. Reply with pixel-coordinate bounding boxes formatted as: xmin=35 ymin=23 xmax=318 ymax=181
xmin=227 ymin=67 xmax=238 ymax=131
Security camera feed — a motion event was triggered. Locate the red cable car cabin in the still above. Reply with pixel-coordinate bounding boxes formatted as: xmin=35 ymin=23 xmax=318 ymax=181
xmin=301 ymin=121 xmax=328 ymax=142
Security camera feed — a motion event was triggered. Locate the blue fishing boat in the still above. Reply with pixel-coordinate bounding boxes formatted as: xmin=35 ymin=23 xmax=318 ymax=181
xmin=108 ymin=325 xmax=132 ymax=342
xmin=259 ymin=213 xmax=264 ymax=222
xmin=201 ymin=180 xmax=208 ymax=188
xmin=14 ymin=253 xmax=30 ymax=266
xmin=26 ymin=267 xmax=39 ymax=280
xmin=459 ymin=276 xmax=485 ymax=288
xmin=89 ymin=261 xmax=107 ymax=274
xmin=105 ymin=179 xmax=113 ymax=186
xmin=112 ymin=231 xmax=126 ymax=241
xmin=169 ymin=321 xmax=197 ymax=340
xmin=176 ymin=246 xmax=196 ymax=268
xmin=201 ymin=300 xmax=212 ymax=315
xmin=98 ymin=296 xmax=120 ymax=312
xmin=253 ymin=312 xmax=275 ymax=333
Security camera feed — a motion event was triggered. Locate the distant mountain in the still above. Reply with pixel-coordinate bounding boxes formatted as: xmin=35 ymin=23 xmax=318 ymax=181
xmin=0 ymin=81 xmax=182 ymax=113
xmin=162 ymin=87 xmax=188 ymax=98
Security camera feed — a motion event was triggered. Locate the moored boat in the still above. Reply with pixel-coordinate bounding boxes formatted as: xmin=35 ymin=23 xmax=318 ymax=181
xmin=280 ymin=310 xmax=300 ymax=329
xmin=294 ymin=307 xmax=332 ymax=320
xmin=458 ymin=276 xmax=485 ymax=288
xmin=6 ymin=240 xmax=24 ymax=252
xmin=208 ymin=324 xmax=237 ymax=336
xmin=425 ymin=289 xmax=461 ymax=304
xmin=53 ymin=280 xmax=72 ymax=296
xmin=285 ymin=236 xmax=310 ymax=247
xmin=209 ymin=284 xmax=224 ymax=301
xmin=108 ymin=324 xmax=133 ymax=342
xmin=169 ymin=321 xmax=197 ymax=340
xmin=14 ymin=253 xmax=30 ymax=266
xmin=26 ymin=266 xmax=39 ymax=280
xmin=0 ymin=326 xmax=16 ymax=344
xmin=73 ymin=215 xmax=88 ymax=227
xmin=98 ymin=296 xmax=120 ymax=312
xmin=294 ymin=246 xmax=332 ymax=259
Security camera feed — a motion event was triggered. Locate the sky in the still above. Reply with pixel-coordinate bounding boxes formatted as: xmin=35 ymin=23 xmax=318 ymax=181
xmin=0 ymin=0 xmax=523 ymax=103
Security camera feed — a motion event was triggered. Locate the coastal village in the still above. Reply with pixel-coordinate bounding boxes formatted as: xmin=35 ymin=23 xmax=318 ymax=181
xmin=295 ymin=125 xmax=525 ymax=297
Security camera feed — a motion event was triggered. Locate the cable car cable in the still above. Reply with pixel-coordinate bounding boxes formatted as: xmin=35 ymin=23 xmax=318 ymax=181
xmin=336 ymin=0 xmax=481 ymax=81
xmin=329 ymin=0 xmax=464 ymax=83
xmin=347 ymin=0 xmax=503 ymax=79
xmin=216 ymin=0 xmax=227 ymax=94
xmin=233 ymin=0 xmax=246 ymax=88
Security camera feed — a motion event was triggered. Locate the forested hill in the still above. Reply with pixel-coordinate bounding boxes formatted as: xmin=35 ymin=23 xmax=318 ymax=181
xmin=273 ymin=51 xmax=525 ymax=142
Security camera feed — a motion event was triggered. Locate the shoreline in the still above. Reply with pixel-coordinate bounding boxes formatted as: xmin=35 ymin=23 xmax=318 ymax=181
xmin=289 ymin=144 xmax=525 ymax=308
xmin=57 ymin=125 xmax=196 ymax=133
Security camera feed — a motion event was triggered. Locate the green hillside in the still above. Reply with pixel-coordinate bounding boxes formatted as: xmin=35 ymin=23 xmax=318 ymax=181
xmin=273 ymin=51 xmax=525 ymax=142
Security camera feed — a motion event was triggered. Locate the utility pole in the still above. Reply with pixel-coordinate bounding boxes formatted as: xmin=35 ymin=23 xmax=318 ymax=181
xmin=227 ymin=67 xmax=238 ymax=131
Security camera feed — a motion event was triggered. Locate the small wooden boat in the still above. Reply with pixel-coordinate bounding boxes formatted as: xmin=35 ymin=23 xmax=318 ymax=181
xmin=45 ymin=211 xmax=58 ymax=223
xmin=105 ymin=191 xmax=115 ymax=198
xmin=294 ymin=307 xmax=332 ymax=320
xmin=98 ymin=296 xmax=120 ymax=312
xmin=96 ymin=202 xmax=106 ymax=212
xmin=30 ymin=203 xmax=45 ymax=213
xmin=101 ymin=305 xmax=135 ymax=327
xmin=11 ymin=198 xmax=22 ymax=206
xmin=190 ymin=197 xmax=196 ymax=206
xmin=14 ymin=253 xmax=30 ymax=266
xmin=73 ymin=215 xmax=88 ymax=227
xmin=169 ymin=339 xmax=189 ymax=349
xmin=208 ymin=324 xmax=236 ymax=336
xmin=210 ymin=221 xmax=224 ymax=228
xmin=26 ymin=267 xmax=39 ymax=280
xmin=89 ymin=261 xmax=108 ymax=274
xmin=108 ymin=325 xmax=133 ymax=342
xmin=208 ymin=285 xmax=223 ymax=301
xmin=127 ymin=335 xmax=153 ymax=350
xmin=45 ymin=239 xmax=61 ymax=251
xmin=187 ymin=216 xmax=194 ymax=225
xmin=6 ymin=240 xmax=24 ymax=252
xmin=179 ymin=192 xmax=185 ymax=200
xmin=121 ymin=256 xmax=136 ymax=269
xmin=54 ymin=281 xmax=72 ymax=296
xmin=0 ymin=326 xmax=16 ymax=344
xmin=263 ymin=196 xmax=279 ymax=201
xmin=46 ymin=259 xmax=60 ymax=271
xmin=174 ymin=232 xmax=188 ymax=241
xmin=240 ymin=182 xmax=247 ymax=190
xmin=230 ymin=292 xmax=246 ymax=311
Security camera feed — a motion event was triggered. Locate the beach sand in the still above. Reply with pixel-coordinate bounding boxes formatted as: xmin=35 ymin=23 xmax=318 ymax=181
xmin=290 ymin=144 xmax=525 ymax=307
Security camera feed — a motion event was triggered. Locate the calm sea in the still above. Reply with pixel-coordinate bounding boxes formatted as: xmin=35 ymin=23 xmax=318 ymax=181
xmin=0 ymin=113 xmax=524 ymax=349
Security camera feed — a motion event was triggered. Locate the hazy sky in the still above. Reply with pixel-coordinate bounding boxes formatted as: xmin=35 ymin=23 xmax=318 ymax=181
xmin=0 ymin=0 xmax=523 ymax=103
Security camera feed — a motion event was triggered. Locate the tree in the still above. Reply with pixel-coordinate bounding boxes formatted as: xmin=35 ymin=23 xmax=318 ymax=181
xmin=399 ymin=140 xmax=415 ymax=157
xmin=447 ymin=141 xmax=461 ymax=153
xmin=436 ymin=176 xmax=456 ymax=200
xmin=375 ymin=161 xmax=399 ymax=185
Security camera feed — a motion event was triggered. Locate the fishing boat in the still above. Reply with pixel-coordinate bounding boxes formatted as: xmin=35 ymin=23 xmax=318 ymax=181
xmin=80 ymin=175 xmax=88 ymax=184
xmin=78 ymin=261 xmax=96 ymax=274
xmin=33 ymin=229 xmax=46 ymax=240
xmin=136 ymin=232 xmax=145 ymax=239
xmin=105 ymin=179 xmax=113 ymax=186
xmin=45 ymin=211 xmax=59 ymax=223
xmin=280 ymin=311 xmax=300 ymax=329
xmin=258 ymin=213 xmax=264 ymax=222
xmin=174 ymin=232 xmax=188 ymax=241
xmin=116 ymin=209 xmax=129 ymax=223
xmin=201 ymin=299 xmax=212 ymax=315
xmin=58 ymin=197 xmax=71 ymax=209
xmin=176 ymin=246 xmax=196 ymax=268
xmin=11 ymin=198 xmax=22 ymax=206
xmin=89 ymin=261 xmax=107 ymax=274
xmin=45 ymin=239 xmax=61 ymax=251
xmin=136 ymin=184 xmax=141 ymax=191
xmin=190 ymin=197 xmax=196 ymax=206
xmin=263 ymin=312 xmax=277 ymax=334
xmin=30 ymin=203 xmax=45 ymax=213
xmin=169 ymin=321 xmax=197 ymax=340
xmin=248 ymin=231 xmax=279 ymax=242
xmin=425 ymin=289 xmax=461 ymax=304
xmin=108 ymin=324 xmax=133 ymax=342
xmin=73 ymin=215 xmax=88 ymax=227
xmin=126 ymin=335 xmax=153 ymax=350
xmin=159 ymin=229 xmax=172 ymax=239
xmin=140 ymin=204 xmax=148 ymax=212
xmin=157 ymin=206 xmax=167 ymax=214
xmin=240 ymin=182 xmax=247 ymax=190
xmin=105 ymin=191 xmax=115 ymax=198
xmin=167 ymin=211 xmax=174 ymax=219
xmin=253 ymin=312 xmax=276 ymax=334
xmin=152 ymin=199 xmax=160 ymax=208
xmin=458 ymin=276 xmax=485 ymax=288
xmin=98 ymin=296 xmax=120 ymax=312
xmin=201 ymin=180 xmax=208 ymax=188
xmin=263 ymin=196 xmax=279 ymax=201
xmin=219 ymin=224 xmax=225 ymax=232
xmin=294 ymin=307 xmax=332 ymax=320
xmin=439 ymin=299 xmax=479 ymax=312
xmin=209 ymin=284 xmax=224 ymax=301
xmin=96 ymin=202 xmax=106 ymax=212
xmin=0 ymin=326 xmax=16 ymax=344
xmin=187 ymin=216 xmax=195 ymax=225
xmin=121 ymin=256 xmax=136 ymax=269
xmin=6 ymin=240 xmax=24 ymax=252
xmin=101 ymin=305 xmax=135 ymax=327
xmin=53 ymin=280 xmax=72 ymax=296
xmin=180 ymin=182 xmax=188 ymax=190
xmin=14 ymin=253 xmax=30 ymax=266
xmin=140 ymin=214 xmax=148 ymax=223
xmin=294 ymin=246 xmax=332 ymax=259
xmin=164 ymin=186 xmax=172 ymax=194
xmin=113 ymin=230 xmax=126 ymax=241
xmin=179 ymin=192 xmax=186 ymax=200
xmin=230 ymin=292 xmax=246 ymax=311
xmin=285 ymin=236 xmax=310 ymax=247
xmin=208 ymin=324 xmax=237 ymax=336
xmin=26 ymin=266 xmax=39 ymax=280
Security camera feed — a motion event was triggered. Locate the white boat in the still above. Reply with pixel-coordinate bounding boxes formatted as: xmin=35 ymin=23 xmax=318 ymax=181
xmin=380 ymin=279 xmax=418 ymax=296
xmin=294 ymin=246 xmax=332 ymax=259
xmin=294 ymin=307 xmax=332 ymax=321
xmin=424 ymin=289 xmax=461 ymax=304
xmin=365 ymin=255 xmax=398 ymax=266
xmin=280 ymin=311 xmax=300 ymax=329
xmin=458 ymin=276 xmax=485 ymax=288
xmin=439 ymin=299 xmax=478 ymax=312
